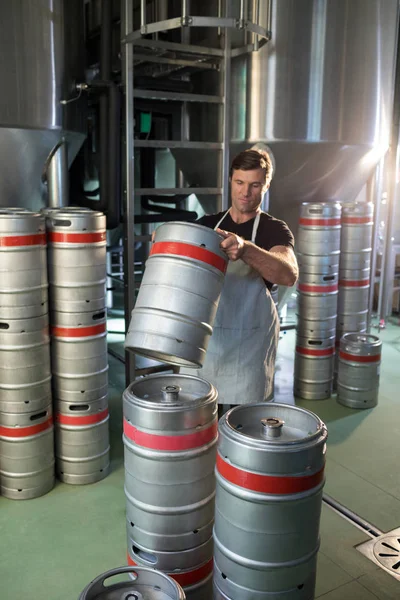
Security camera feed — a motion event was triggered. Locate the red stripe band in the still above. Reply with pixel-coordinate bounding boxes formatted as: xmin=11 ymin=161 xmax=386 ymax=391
xmin=342 ymin=217 xmax=372 ymax=224
xmin=0 ymin=233 xmax=46 ymax=247
xmin=123 ymin=418 xmax=218 ymax=451
xmin=339 ymin=351 xmax=381 ymax=363
xmin=339 ymin=279 xmax=370 ymax=287
xmin=150 ymin=241 xmax=227 ymax=273
xmin=127 ymin=555 xmax=213 ymax=587
xmin=56 ymin=408 xmax=109 ymax=426
xmin=298 ymin=283 xmax=338 ymax=293
xmin=296 ymin=346 xmax=335 ymax=357
xmin=299 ymin=218 xmax=341 ymax=226
xmin=216 ymin=454 xmax=325 ymax=494
xmin=0 ymin=416 xmax=53 ymax=438
xmin=48 ymin=231 xmax=106 ymax=244
xmin=51 ymin=323 xmax=106 ymax=338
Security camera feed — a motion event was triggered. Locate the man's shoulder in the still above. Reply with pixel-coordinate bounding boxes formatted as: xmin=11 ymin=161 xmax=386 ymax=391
xmin=258 ymin=211 xmax=294 ymax=248
xmin=259 ymin=211 xmax=291 ymax=230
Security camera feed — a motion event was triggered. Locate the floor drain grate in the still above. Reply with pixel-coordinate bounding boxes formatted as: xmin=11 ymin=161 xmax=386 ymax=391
xmin=356 ymin=527 xmax=400 ymax=581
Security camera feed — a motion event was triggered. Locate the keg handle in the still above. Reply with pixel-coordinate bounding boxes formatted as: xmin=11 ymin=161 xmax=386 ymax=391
xmin=79 ymin=566 xmax=141 ymax=598
xmin=261 ymin=417 xmax=284 ymax=438
xmin=161 ymin=385 xmax=181 ymax=402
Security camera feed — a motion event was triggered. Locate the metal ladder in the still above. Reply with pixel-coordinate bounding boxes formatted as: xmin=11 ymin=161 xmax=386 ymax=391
xmin=120 ymin=0 xmax=272 ymax=384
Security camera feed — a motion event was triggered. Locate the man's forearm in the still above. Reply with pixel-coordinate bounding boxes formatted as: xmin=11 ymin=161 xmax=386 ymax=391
xmin=242 ymin=241 xmax=298 ymax=286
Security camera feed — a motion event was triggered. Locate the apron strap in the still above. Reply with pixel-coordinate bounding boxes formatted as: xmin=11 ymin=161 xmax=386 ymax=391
xmin=214 ymin=209 xmax=262 ymax=244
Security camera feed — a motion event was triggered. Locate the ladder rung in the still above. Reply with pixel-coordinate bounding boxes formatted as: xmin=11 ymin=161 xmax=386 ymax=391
xmin=134 ymin=140 xmax=222 ymax=149
xmin=133 ymin=89 xmax=223 ymax=103
xmin=134 ymin=188 xmax=222 ymax=195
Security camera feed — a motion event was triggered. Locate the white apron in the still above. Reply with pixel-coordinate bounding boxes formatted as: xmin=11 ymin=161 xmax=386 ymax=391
xmin=182 ymin=209 xmax=280 ymax=405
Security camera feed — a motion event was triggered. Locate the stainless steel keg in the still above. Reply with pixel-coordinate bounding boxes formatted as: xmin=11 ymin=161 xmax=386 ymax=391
xmin=0 ymin=208 xmax=48 ymax=318
xmin=0 ymin=403 xmax=54 ymax=499
xmin=51 ymin=309 xmax=108 ymax=378
xmin=296 ymin=272 xmax=338 ymax=321
xmin=213 ymin=404 xmax=327 ymax=600
xmin=51 ymin=367 xmax=109 ymax=403
xmin=54 ymin=395 xmax=110 ymax=484
xmin=0 ymin=315 xmax=51 ymax=411
xmin=294 ymin=336 xmax=335 ymax=400
xmin=336 ymin=310 xmax=368 ymax=334
xmin=125 ymin=222 xmax=228 ymax=368
xmin=296 ymin=251 xmax=340 ymax=275
xmin=296 ymin=203 xmax=341 ymax=256
xmin=338 ymin=269 xmax=370 ymax=315
xmin=296 ymin=316 xmax=336 ymax=340
xmin=123 ymin=374 xmax=218 ymax=552
xmin=337 ymin=333 xmax=382 ymax=409
xmin=127 ymin=538 xmax=213 ymax=599
xmin=79 ymin=566 xmax=186 ymax=600
xmin=45 ymin=208 xmax=106 ymax=312
xmin=340 ymin=202 xmax=373 ymax=254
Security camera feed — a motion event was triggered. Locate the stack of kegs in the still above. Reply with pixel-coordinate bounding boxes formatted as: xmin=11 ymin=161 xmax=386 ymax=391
xmin=123 ymin=374 xmax=217 ymax=599
xmin=213 ymin=403 xmax=327 ymax=599
xmin=294 ymin=203 xmax=342 ymax=400
xmin=335 ymin=202 xmax=373 ymax=386
xmin=0 ymin=208 xmax=54 ymax=499
xmin=44 ymin=207 xmax=110 ymax=485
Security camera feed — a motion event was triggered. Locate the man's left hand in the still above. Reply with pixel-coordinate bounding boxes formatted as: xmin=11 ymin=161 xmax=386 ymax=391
xmin=216 ymin=228 xmax=245 ymax=261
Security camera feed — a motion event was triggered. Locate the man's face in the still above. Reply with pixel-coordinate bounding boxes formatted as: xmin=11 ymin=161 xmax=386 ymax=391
xmin=230 ymin=168 xmax=268 ymax=215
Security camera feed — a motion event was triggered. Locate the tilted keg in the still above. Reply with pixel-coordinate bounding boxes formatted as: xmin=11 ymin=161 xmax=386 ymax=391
xmin=0 ymin=314 xmax=51 ymax=413
xmin=213 ymin=404 xmax=327 ymax=600
xmin=0 ymin=403 xmax=54 ymax=499
xmin=125 ymin=222 xmax=228 ymax=368
xmin=54 ymin=394 xmax=110 ymax=484
xmin=294 ymin=336 xmax=335 ymax=400
xmin=79 ymin=566 xmax=186 ymax=600
xmin=123 ymin=374 xmax=218 ymax=552
xmin=0 ymin=208 xmax=48 ymax=318
xmin=296 ymin=203 xmax=341 ymax=257
xmin=45 ymin=208 xmax=106 ymax=312
xmin=127 ymin=540 xmax=213 ymax=600
xmin=337 ymin=333 xmax=382 ymax=409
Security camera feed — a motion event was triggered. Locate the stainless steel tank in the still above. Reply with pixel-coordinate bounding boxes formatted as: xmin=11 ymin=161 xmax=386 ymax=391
xmin=79 ymin=566 xmax=186 ymax=600
xmin=337 ymin=333 xmax=382 ymax=409
xmin=294 ymin=336 xmax=335 ymax=400
xmin=54 ymin=395 xmax=110 ymax=484
xmin=0 ymin=403 xmax=55 ymax=499
xmin=0 ymin=0 xmax=85 ymax=210
xmin=213 ymin=403 xmax=327 ymax=600
xmin=0 ymin=209 xmax=48 ymax=319
xmin=123 ymin=374 xmax=218 ymax=552
xmin=125 ymin=223 xmax=228 ymax=368
xmin=45 ymin=209 xmax=107 ymax=313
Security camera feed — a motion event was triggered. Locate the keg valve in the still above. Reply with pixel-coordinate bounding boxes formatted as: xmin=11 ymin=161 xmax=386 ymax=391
xmin=161 ymin=385 xmax=181 ymax=402
xmin=261 ymin=417 xmax=284 ymax=438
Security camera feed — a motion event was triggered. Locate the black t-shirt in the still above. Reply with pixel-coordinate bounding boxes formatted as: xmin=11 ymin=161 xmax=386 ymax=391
xmin=198 ymin=210 xmax=294 ymax=290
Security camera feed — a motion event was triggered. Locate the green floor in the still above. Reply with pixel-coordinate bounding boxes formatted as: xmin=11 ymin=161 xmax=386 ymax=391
xmin=1 ymin=323 xmax=400 ymax=599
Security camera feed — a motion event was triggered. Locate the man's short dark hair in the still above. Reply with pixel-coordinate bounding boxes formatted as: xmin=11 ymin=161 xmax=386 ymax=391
xmin=229 ymin=149 xmax=273 ymax=186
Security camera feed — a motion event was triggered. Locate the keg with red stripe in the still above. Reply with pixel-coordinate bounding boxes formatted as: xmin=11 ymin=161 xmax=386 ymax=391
xmin=294 ymin=336 xmax=335 ymax=400
xmin=336 ymin=310 xmax=368 ymax=334
xmin=45 ymin=208 xmax=106 ymax=312
xmin=296 ymin=272 xmax=338 ymax=321
xmin=0 ymin=208 xmax=48 ymax=318
xmin=125 ymin=222 xmax=228 ymax=368
xmin=213 ymin=403 xmax=327 ymax=600
xmin=0 ymin=314 xmax=51 ymax=413
xmin=54 ymin=394 xmax=110 ymax=484
xmin=338 ymin=268 xmax=370 ymax=315
xmin=340 ymin=202 xmax=373 ymax=258
xmin=0 ymin=403 xmax=54 ymax=499
xmin=123 ymin=374 xmax=217 ymax=553
xmin=79 ymin=566 xmax=186 ymax=600
xmin=337 ymin=333 xmax=381 ymax=409
xmin=51 ymin=365 xmax=109 ymax=404
xmin=51 ymin=309 xmax=108 ymax=380
xmin=296 ymin=251 xmax=339 ymax=275
xmin=127 ymin=539 xmax=213 ymax=600
xmin=296 ymin=202 xmax=341 ymax=257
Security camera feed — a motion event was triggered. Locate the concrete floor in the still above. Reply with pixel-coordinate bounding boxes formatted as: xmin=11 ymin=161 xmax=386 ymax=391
xmin=1 ymin=319 xmax=400 ymax=599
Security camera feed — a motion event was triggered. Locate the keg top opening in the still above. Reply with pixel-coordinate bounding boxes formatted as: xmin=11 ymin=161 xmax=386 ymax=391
xmin=225 ymin=403 xmax=326 ymax=444
xmin=126 ymin=373 xmax=216 ymax=408
xmin=342 ymin=333 xmax=381 ymax=347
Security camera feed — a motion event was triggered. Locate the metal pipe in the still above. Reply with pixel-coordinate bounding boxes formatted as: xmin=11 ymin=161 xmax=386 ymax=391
xmin=239 ymin=0 xmax=245 ymax=27
xmin=47 ymin=141 xmax=69 ymax=207
xmin=140 ymin=0 xmax=146 ymax=29
xmin=322 ymin=494 xmax=382 ymax=538
xmin=253 ymin=0 xmax=260 ymax=50
xmin=221 ymin=1 xmax=232 ymax=211
xmin=367 ymin=158 xmax=385 ymax=331
xmin=182 ymin=0 xmax=189 ymax=20
xmin=266 ymin=0 xmax=272 ymax=38
xmin=122 ymin=0 xmax=136 ymax=385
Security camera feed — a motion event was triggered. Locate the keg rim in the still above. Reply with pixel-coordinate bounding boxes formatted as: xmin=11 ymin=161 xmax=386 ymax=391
xmin=341 ymin=333 xmax=382 ymax=347
xmin=221 ymin=403 xmax=327 ymax=446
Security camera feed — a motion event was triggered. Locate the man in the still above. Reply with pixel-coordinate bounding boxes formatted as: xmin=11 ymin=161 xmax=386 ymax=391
xmin=184 ymin=148 xmax=298 ymax=413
